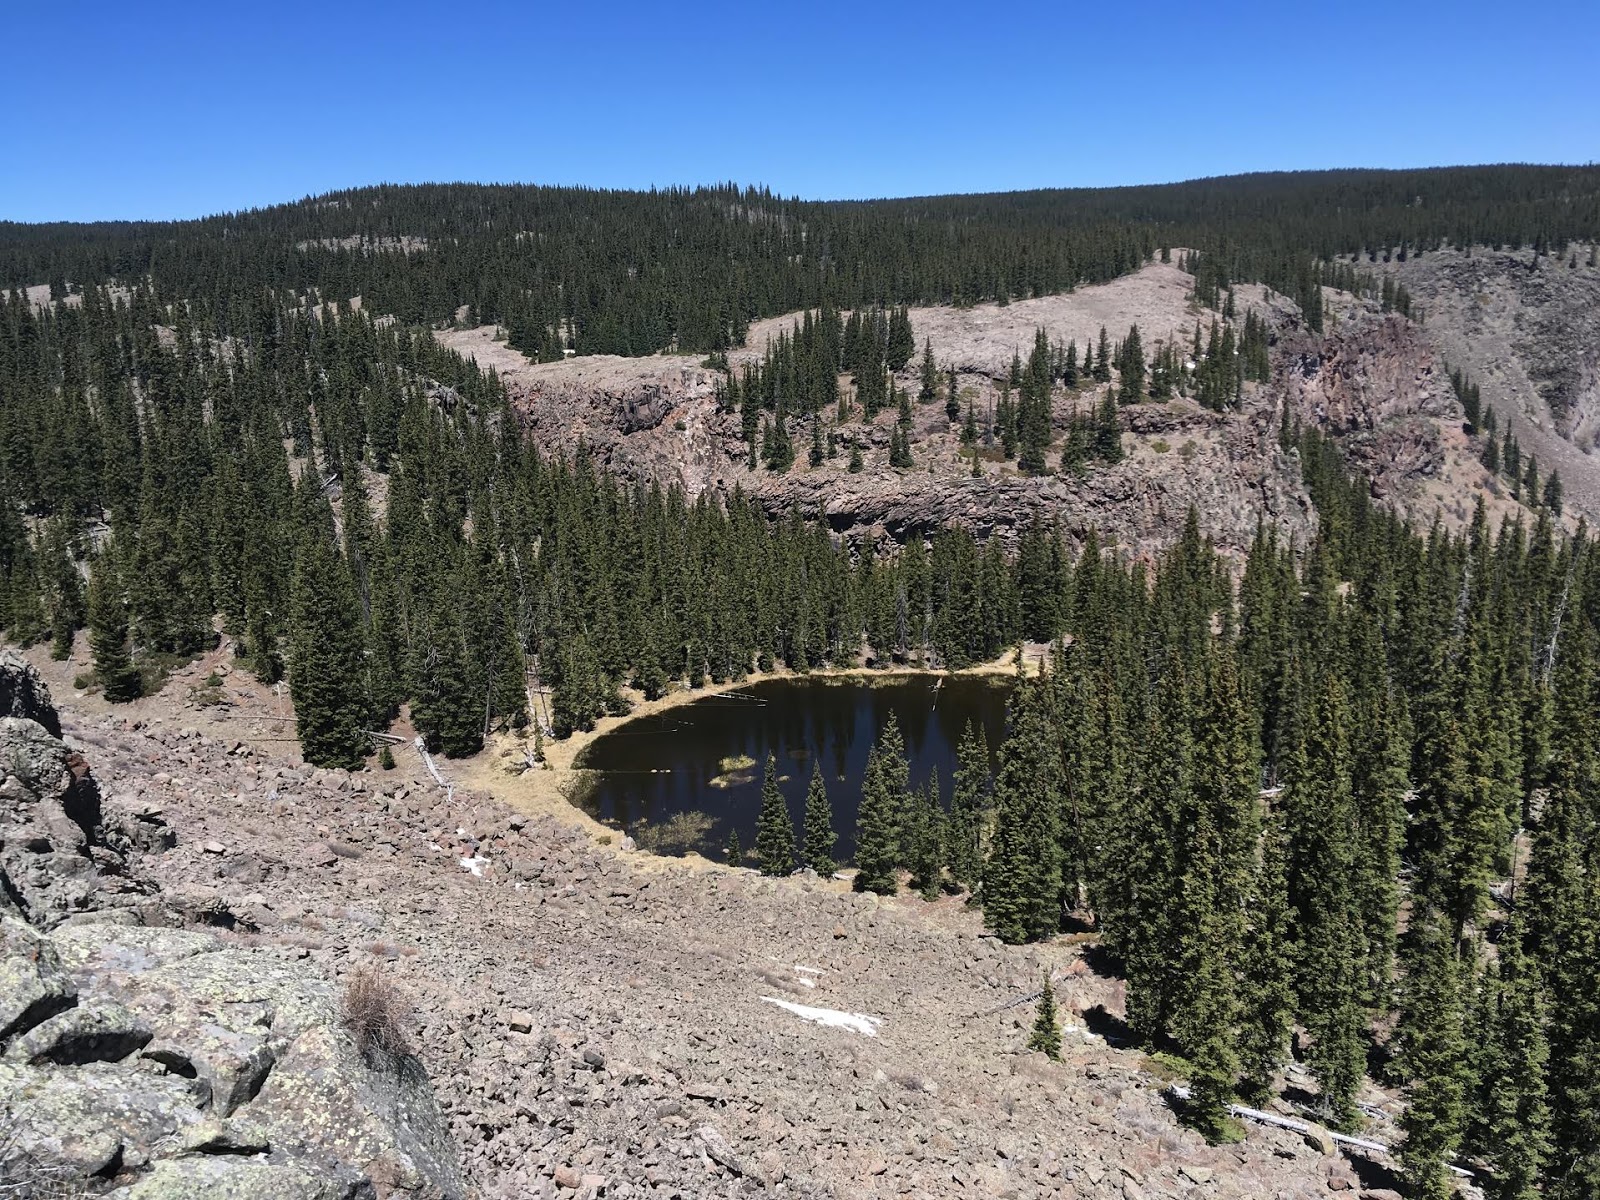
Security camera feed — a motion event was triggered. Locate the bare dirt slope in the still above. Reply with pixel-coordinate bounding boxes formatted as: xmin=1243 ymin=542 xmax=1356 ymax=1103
xmin=20 ymin=633 xmax=1402 ymax=1200
xmin=737 ymin=263 xmax=1283 ymax=376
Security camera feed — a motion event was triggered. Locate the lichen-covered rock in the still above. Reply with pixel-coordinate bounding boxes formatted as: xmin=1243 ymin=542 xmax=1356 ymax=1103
xmin=103 ymin=1155 xmax=368 ymax=1200
xmin=4 ymin=996 xmax=151 ymax=1065
xmin=0 ymin=923 xmax=466 ymax=1196
xmin=253 ymin=1021 xmax=464 ymax=1198
xmin=0 ymin=649 xmax=60 ymax=737
xmin=46 ymin=927 xmax=463 ymax=1195
xmin=50 ymin=920 xmax=218 ymax=975
xmin=0 ymin=913 xmax=76 ymax=1042
xmin=0 ymin=1058 xmax=204 ymax=1173
xmin=0 ymin=652 xmax=466 ymax=1199
xmin=0 ymin=715 xmax=108 ymax=925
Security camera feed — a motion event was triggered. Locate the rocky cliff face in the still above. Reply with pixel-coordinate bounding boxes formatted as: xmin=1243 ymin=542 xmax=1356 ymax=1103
xmin=1372 ymin=246 xmax=1600 ymax=520
xmin=0 ymin=653 xmax=464 ymax=1199
xmin=1274 ymin=311 xmax=1458 ymax=502
xmin=442 ymin=261 xmax=1518 ymax=560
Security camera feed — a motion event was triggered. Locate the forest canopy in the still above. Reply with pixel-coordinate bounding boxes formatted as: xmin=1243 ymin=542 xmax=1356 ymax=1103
xmin=4 ymin=165 xmax=1599 ymax=357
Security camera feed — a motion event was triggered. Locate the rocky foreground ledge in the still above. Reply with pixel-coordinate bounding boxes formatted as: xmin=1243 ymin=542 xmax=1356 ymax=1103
xmin=0 ymin=650 xmax=462 ymax=1199
xmin=3 ymin=648 xmax=1402 ymax=1199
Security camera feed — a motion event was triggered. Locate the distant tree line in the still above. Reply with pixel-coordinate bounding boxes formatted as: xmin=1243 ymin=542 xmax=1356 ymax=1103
xmin=4 ymin=166 xmax=1598 ymax=359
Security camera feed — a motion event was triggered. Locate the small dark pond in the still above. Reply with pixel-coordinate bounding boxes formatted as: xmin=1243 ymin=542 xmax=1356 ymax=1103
xmin=574 ymin=675 xmax=1013 ymax=861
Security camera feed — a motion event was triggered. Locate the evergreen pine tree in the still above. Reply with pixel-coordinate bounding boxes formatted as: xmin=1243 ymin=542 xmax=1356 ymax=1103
xmin=1119 ymin=324 xmax=1145 ymax=402
xmin=854 ymin=743 xmax=899 ymax=895
xmin=86 ymin=552 xmax=141 ymax=703
xmin=287 ymin=496 xmax=370 ymax=770
xmin=982 ymin=680 xmax=1064 ymax=943
xmin=910 ymin=776 xmax=944 ymax=899
xmin=1397 ymin=913 xmax=1471 ymax=1200
xmin=919 ymin=340 xmax=938 ymax=405
xmin=1476 ymin=925 xmax=1553 ymax=1200
xmin=801 ymin=762 xmax=837 ymax=876
xmin=411 ymin=588 xmax=484 ymax=759
xmin=886 ymin=306 xmax=915 ymax=371
xmin=1094 ymin=393 xmax=1123 ymax=462
xmin=1543 ymin=470 xmax=1563 ymax=515
xmin=947 ymin=720 xmax=990 ymax=890
xmin=1284 ymin=673 xmax=1368 ymax=1128
xmin=755 ymin=752 xmax=796 ymax=876
xmin=1027 ymin=973 xmax=1062 ymax=1060
xmin=889 ymin=423 xmax=914 ymax=468
xmin=1238 ymin=809 xmax=1294 ymax=1106
xmin=851 ymin=713 xmax=915 ymax=896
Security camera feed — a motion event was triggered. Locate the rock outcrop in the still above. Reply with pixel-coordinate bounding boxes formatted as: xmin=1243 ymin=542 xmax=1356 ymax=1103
xmin=0 ymin=708 xmax=114 ymax=927
xmin=0 ymin=660 xmax=464 ymax=1199
xmin=1373 ymin=246 xmax=1600 ymax=520
xmin=1276 ymin=312 xmax=1455 ymax=496
xmin=1 ymin=649 xmax=59 ymax=736
xmin=441 ymin=262 xmax=1501 ymax=559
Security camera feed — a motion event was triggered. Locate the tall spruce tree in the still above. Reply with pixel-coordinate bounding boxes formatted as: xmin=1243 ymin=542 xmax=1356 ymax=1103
xmin=86 ymin=551 xmax=141 ymax=703
xmin=854 ymin=742 xmax=899 ymax=894
xmin=852 ymin=714 xmax=911 ymax=894
xmin=1237 ymin=809 xmax=1294 ymax=1106
xmin=1397 ymin=913 xmax=1471 ymax=1200
xmin=287 ymin=493 xmax=370 ymax=770
xmin=1475 ymin=924 xmax=1553 ymax=1200
xmin=919 ymin=340 xmax=938 ymax=405
xmin=909 ymin=776 xmax=945 ymax=900
xmin=1283 ymin=672 xmax=1367 ymax=1128
xmin=982 ymin=679 xmax=1064 ymax=943
xmin=755 ymin=752 xmax=796 ymax=876
xmin=947 ymin=720 xmax=990 ymax=890
xmin=801 ymin=762 xmax=837 ymax=876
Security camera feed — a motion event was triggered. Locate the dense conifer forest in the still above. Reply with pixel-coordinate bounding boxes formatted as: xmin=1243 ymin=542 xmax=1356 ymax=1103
xmin=4 ymin=165 xmax=1600 ymax=1197
xmin=4 ymin=165 xmax=1598 ymax=356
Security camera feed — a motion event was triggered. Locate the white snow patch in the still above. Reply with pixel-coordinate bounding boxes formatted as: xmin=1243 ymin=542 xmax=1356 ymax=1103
xmin=459 ymin=855 xmax=490 ymax=877
xmin=762 ymin=997 xmax=881 ymax=1037
xmin=766 ymin=958 xmax=824 ymax=987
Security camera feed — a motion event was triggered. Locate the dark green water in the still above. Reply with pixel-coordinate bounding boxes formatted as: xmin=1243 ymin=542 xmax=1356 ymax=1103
xmin=575 ymin=675 xmax=1013 ymax=861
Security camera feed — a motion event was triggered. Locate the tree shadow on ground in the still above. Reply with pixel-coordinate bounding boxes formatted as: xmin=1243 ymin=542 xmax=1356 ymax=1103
xmin=1082 ymin=1004 xmax=1132 ymax=1047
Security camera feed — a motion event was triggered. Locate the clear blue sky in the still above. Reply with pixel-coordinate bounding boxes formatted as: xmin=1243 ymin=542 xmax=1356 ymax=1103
xmin=6 ymin=0 xmax=1597 ymax=223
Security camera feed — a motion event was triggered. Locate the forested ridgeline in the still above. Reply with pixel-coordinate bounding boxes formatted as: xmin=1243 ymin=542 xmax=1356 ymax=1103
xmin=4 ymin=165 xmax=1599 ymax=357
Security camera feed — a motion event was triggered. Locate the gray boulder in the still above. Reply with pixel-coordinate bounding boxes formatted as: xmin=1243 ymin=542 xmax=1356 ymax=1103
xmin=0 ymin=650 xmax=466 ymax=1198
xmin=104 ymin=1156 xmax=370 ymax=1200
xmin=0 ymin=1058 xmax=205 ymax=1175
xmin=0 ymin=913 xmax=76 ymax=1043
xmin=0 ymin=649 xmax=60 ymax=736
xmin=21 ymin=923 xmax=464 ymax=1196
xmin=0 ymin=716 xmax=107 ymax=926
xmin=6 ymin=998 xmax=152 ymax=1065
